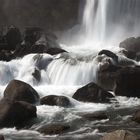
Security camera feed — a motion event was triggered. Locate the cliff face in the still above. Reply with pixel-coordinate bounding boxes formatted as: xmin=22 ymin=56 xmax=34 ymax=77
xmin=0 ymin=0 xmax=83 ymax=32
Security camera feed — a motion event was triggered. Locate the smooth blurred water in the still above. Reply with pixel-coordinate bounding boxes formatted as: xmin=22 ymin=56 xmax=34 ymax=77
xmin=1 ymin=0 xmax=140 ymax=139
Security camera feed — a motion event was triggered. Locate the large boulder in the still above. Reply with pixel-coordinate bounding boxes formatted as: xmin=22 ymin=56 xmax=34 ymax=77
xmin=40 ymin=95 xmax=71 ymax=107
xmin=37 ymin=123 xmax=70 ymax=135
xmin=97 ymin=64 xmax=121 ymax=90
xmin=114 ymin=67 xmax=140 ymax=97
xmin=4 ymin=80 xmax=40 ymax=104
xmin=72 ymin=82 xmax=114 ymax=103
xmin=119 ymin=48 xmax=136 ymax=60
xmin=100 ymin=130 xmax=137 ymax=140
xmin=119 ymin=37 xmax=140 ymax=53
xmin=95 ymin=50 xmax=122 ymax=90
xmin=0 ymin=99 xmax=37 ymax=128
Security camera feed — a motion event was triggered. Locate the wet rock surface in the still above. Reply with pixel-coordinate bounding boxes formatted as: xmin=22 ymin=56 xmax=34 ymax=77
xmin=4 ymin=80 xmax=40 ymax=104
xmin=119 ymin=37 xmax=140 ymax=53
xmin=40 ymin=95 xmax=71 ymax=107
xmin=80 ymin=111 xmax=108 ymax=121
xmin=100 ymin=130 xmax=137 ymax=140
xmin=0 ymin=99 xmax=37 ymax=128
xmin=72 ymin=82 xmax=114 ymax=103
xmin=132 ymin=109 xmax=140 ymax=124
xmin=37 ymin=123 xmax=70 ymax=135
xmin=98 ymin=50 xmax=119 ymax=64
xmin=114 ymin=66 xmax=140 ymax=98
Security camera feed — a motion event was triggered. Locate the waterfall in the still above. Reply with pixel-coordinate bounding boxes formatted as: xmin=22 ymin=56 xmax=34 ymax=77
xmin=82 ymin=0 xmax=140 ymax=45
xmin=82 ymin=0 xmax=107 ymax=43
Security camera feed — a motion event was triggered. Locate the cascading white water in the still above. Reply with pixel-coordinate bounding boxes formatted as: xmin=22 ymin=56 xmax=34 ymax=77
xmin=82 ymin=0 xmax=107 ymax=44
xmin=1 ymin=1 xmax=140 ymax=139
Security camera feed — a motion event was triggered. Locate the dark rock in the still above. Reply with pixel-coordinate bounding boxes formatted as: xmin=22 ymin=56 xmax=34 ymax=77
xmin=100 ymin=130 xmax=137 ymax=140
xmin=119 ymin=49 xmax=136 ymax=60
xmin=72 ymin=82 xmax=114 ymax=103
xmin=98 ymin=50 xmax=118 ymax=63
xmin=119 ymin=37 xmax=140 ymax=53
xmin=40 ymin=95 xmax=71 ymax=107
xmin=132 ymin=109 xmax=140 ymax=123
xmin=13 ymin=44 xmax=66 ymax=58
xmin=23 ymin=27 xmax=43 ymax=46
xmin=13 ymin=44 xmax=46 ymax=58
xmin=0 ymin=50 xmax=13 ymax=61
xmin=32 ymin=68 xmax=41 ymax=82
xmin=97 ymin=65 xmax=122 ymax=90
xmin=0 ymin=135 xmax=4 ymax=140
xmin=114 ymin=67 xmax=140 ymax=97
xmin=81 ymin=111 xmax=108 ymax=121
xmin=47 ymin=47 xmax=66 ymax=55
xmin=37 ymin=123 xmax=70 ymax=135
xmin=94 ymin=52 xmax=122 ymax=90
xmin=5 ymin=26 xmax=21 ymax=50
xmin=0 ymin=99 xmax=37 ymax=128
xmin=4 ymin=80 xmax=40 ymax=104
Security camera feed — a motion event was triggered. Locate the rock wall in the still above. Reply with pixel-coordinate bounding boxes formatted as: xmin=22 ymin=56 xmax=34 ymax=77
xmin=0 ymin=0 xmax=83 ymax=32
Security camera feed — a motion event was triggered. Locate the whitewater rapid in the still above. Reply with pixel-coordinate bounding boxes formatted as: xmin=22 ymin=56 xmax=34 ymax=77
xmin=0 ymin=52 xmax=140 ymax=139
xmin=1 ymin=0 xmax=140 ymax=139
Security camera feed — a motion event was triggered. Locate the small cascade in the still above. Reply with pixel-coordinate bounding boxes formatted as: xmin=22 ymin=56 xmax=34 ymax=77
xmin=47 ymin=55 xmax=99 ymax=85
xmin=0 ymin=53 xmax=99 ymax=86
